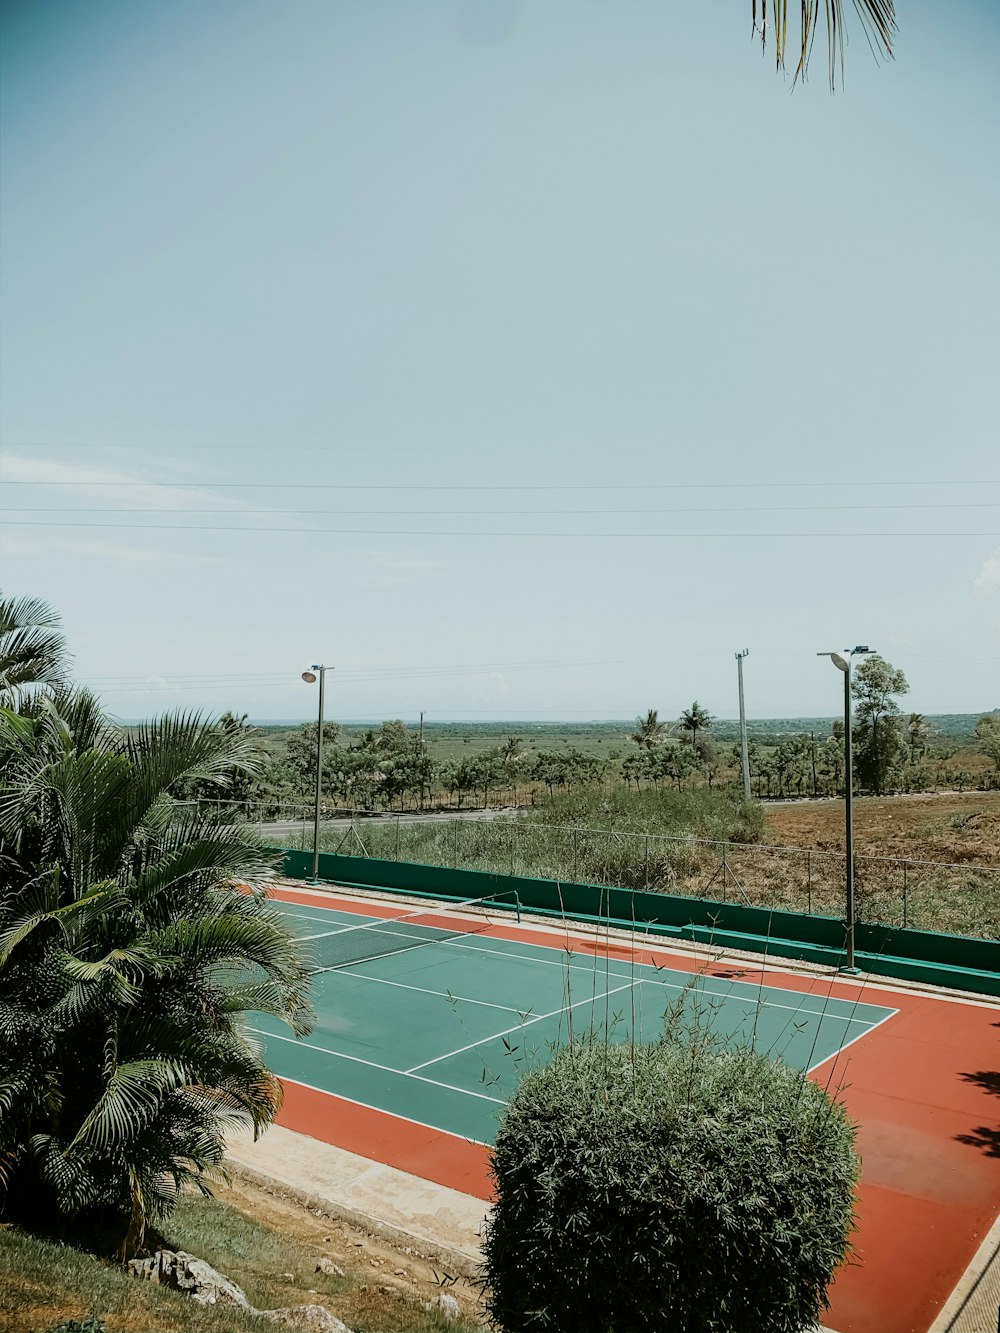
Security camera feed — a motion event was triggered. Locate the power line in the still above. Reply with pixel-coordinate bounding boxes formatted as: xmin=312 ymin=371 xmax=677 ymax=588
xmin=3 ymin=520 xmax=995 ymax=537
xmin=84 ymin=658 xmax=634 ymax=687
xmin=3 ymin=502 xmax=997 ymax=515
xmin=4 ymin=479 xmax=999 ymax=491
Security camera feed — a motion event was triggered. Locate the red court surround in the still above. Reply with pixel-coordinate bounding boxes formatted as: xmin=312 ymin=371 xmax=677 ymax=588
xmin=269 ymin=884 xmax=1000 ymax=1333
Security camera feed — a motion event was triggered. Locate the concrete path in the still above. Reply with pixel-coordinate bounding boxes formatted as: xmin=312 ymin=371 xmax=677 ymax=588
xmin=226 ymin=1124 xmax=488 ymax=1276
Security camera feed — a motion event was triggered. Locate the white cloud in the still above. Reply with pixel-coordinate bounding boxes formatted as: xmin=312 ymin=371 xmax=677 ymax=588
xmin=974 ymin=549 xmax=1000 ymax=593
xmin=0 ymin=453 xmax=251 ymax=513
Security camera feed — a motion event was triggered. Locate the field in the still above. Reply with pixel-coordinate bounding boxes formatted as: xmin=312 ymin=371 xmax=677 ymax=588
xmin=764 ymin=788 xmax=1000 ymax=863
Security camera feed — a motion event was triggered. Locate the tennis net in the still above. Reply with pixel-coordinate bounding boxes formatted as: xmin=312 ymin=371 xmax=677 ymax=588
xmin=299 ymin=893 xmax=519 ymax=973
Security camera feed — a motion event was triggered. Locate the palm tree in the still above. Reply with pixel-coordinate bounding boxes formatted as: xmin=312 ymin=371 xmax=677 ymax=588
xmin=0 ymin=692 xmax=313 ymax=1253
xmin=907 ymin=713 xmax=930 ymax=762
xmin=0 ymin=591 xmax=69 ymax=696
xmin=630 ymin=709 xmax=670 ymax=749
xmin=679 ymin=702 xmax=713 ymax=750
xmin=753 ymin=0 xmax=895 ymax=88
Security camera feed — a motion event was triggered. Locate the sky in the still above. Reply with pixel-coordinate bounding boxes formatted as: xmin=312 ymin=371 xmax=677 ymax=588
xmin=1 ymin=0 xmax=998 ymax=725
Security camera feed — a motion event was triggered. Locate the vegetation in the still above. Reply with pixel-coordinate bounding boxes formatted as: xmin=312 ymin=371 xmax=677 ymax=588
xmin=852 ymin=656 xmax=909 ymax=796
xmin=975 ymin=713 xmax=1000 ymax=774
xmin=752 ymin=0 xmax=894 ymax=87
xmin=0 ymin=591 xmax=69 ymax=696
xmin=195 ymin=685 xmax=998 ymax=822
xmin=0 ymin=688 xmax=312 ymax=1252
xmin=0 ymin=1177 xmax=480 ymax=1333
xmin=484 ymin=1014 xmax=858 ymax=1333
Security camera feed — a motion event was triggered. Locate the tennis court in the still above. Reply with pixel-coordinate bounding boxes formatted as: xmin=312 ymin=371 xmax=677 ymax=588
xmin=245 ymin=882 xmax=1000 ymax=1333
xmin=249 ymin=889 xmax=896 ymax=1150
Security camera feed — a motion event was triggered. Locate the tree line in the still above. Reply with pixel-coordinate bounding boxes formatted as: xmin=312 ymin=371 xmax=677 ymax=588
xmin=182 ymin=672 xmax=1000 ymax=819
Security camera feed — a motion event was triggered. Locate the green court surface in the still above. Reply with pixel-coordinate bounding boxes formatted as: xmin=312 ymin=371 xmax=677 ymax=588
xmin=249 ymin=897 xmax=897 ymax=1146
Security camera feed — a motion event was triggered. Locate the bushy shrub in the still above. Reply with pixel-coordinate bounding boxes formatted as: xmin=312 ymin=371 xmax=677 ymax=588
xmin=484 ymin=1028 xmax=858 ymax=1333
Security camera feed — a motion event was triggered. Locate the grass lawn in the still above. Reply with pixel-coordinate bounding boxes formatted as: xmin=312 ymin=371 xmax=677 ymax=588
xmin=0 ymin=1178 xmax=479 ymax=1333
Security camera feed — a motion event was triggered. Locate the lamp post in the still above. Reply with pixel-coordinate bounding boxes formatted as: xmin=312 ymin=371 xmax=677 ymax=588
xmin=735 ymin=650 xmax=751 ymax=802
xmin=301 ymin=664 xmax=329 ymax=884
xmin=816 ymin=645 xmax=873 ymax=973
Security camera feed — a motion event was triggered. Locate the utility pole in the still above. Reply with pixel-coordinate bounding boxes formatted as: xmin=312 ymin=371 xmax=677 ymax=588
xmin=418 ymin=711 xmax=426 ymax=809
xmin=735 ymin=650 xmax=751 ymax=801
xmin=301 ymin=664 xmax=329 ymax=884
xmin=818 ymin=646 xmax=873 ymax=974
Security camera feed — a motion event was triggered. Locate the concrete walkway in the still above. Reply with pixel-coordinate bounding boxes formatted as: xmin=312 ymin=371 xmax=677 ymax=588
xmin=226 ymin=1124 xmax=488 ymax=1276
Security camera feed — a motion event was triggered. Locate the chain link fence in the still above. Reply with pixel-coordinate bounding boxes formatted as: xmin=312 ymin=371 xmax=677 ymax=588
xmin=197 ymin=800 xmax=1000 ymax=941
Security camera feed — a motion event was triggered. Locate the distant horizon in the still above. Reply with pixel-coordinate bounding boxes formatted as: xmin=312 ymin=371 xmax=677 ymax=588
xmin=107 ymin=710 xmax=997 ymax=728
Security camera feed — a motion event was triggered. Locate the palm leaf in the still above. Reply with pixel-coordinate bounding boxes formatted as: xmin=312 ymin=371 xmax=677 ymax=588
xmin=0 ymin=593 xmax=69 ymax=694
xmin=752 ymin=0 xmax=895 ymax=86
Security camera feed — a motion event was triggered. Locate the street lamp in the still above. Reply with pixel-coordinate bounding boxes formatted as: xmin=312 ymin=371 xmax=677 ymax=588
xmin=301 ymin=664 xmax=329 ymax=884
xmin=816 ymin=645 xmax=873 ymax=973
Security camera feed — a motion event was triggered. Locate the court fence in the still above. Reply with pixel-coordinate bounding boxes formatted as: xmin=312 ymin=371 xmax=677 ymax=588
xmin=268 ymin=845 xmax=1000 ymax=998
xmin=200 ymin=800 xmax=1000 ymax=943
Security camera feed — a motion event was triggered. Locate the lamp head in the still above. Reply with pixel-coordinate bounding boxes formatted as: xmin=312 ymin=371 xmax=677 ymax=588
xmin=301 ymin=668 xmax=319 ymax=684
xmin=829 ymin=653 xmax=851 ymax=672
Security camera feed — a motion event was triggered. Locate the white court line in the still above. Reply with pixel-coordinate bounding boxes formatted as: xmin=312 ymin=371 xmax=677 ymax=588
xmin=806 ymin=999 xmax=900 ymax=1075
xmin=276 ymin=890 xmax=879 ymax=1024
xmin=404 ymin=979 xmax=641 ymax=1074
xmin=311 ymin=967 xmax=527 ymax=1014
xmin=427 ymin=931 xmax=890 ymax=1025
xmin=246 ymin=1025 xmax=506 ymax=1105
xmin=275 ymin=1073 xmax=493 ymax=1148
xmin=278 ymin=882 xmax=996 ymax=1010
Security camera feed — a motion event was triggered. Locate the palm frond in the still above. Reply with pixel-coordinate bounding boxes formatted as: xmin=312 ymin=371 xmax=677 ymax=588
xmin=0 ymin=593 xmax=69 ymax=695
xmin=69 ymin=1058 xmax=191 ymax=1152
xmin=752 ymin=0 xmax=895 ymax=87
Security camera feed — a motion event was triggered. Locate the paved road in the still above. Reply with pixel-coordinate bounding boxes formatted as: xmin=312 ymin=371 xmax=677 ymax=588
xmin=254 ymin=807 xmax=515 ymax=841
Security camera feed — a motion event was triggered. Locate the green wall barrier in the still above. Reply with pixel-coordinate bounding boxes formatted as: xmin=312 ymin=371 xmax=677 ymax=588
xmin=268 ymin=848 xmax=999 ymax=997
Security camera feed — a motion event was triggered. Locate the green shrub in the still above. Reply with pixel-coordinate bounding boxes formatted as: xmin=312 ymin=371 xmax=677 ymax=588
xmin=483 ymin=1028 xmax=858 ymax=1333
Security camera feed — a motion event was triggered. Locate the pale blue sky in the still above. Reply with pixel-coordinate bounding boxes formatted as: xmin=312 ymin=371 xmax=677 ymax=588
xmin=1 ymin=0 xmax=998 ymax=723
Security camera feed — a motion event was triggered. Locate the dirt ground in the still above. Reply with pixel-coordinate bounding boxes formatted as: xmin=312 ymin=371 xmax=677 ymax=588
xmin=214 ymin=1172 xmax=484 ymax=1325
xmin=764 ymin=789 xmax=1000 ymax=865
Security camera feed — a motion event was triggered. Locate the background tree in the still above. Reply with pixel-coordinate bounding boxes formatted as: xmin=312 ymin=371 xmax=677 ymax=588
xmin=285 ymin=720 xmax=343 ymax=796
xmin=629 ymin=709 xmax=669 ymax=749
xmin=679 ymin=701 xmax=713 ymax=750
xmin=974 ymin=713 xmax=1000 ymax=776
xmin=496 ymin=736 xmax=527 ymax=800
xmin=853 ymin=656 xmax=909 ymax=795
xmin=0 ymin=591 xmax=69 ymax=696
xmin=906 ymin=713 xmax=931 ymax=763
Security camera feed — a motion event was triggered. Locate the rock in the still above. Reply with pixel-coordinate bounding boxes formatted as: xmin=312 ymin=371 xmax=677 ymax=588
xmin=316 ymin=1257 xmax=345 ymax=1276
xmin=281 ymin=1272 xmax=295 ymax=1280
xmin=262 ymin=1304 xmax=352 ymax=1331
xmin=127 ymin=1249 xmax=251 ymax=1309
xmin=435 ymin=1292 xmax=461 ymax=1321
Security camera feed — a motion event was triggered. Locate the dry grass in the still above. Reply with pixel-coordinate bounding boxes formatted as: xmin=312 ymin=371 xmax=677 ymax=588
xmin=764 ymin=790 xmax=1000 ymax=865
xmin=0 ymin=1175 xmax=480 ymax=1333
